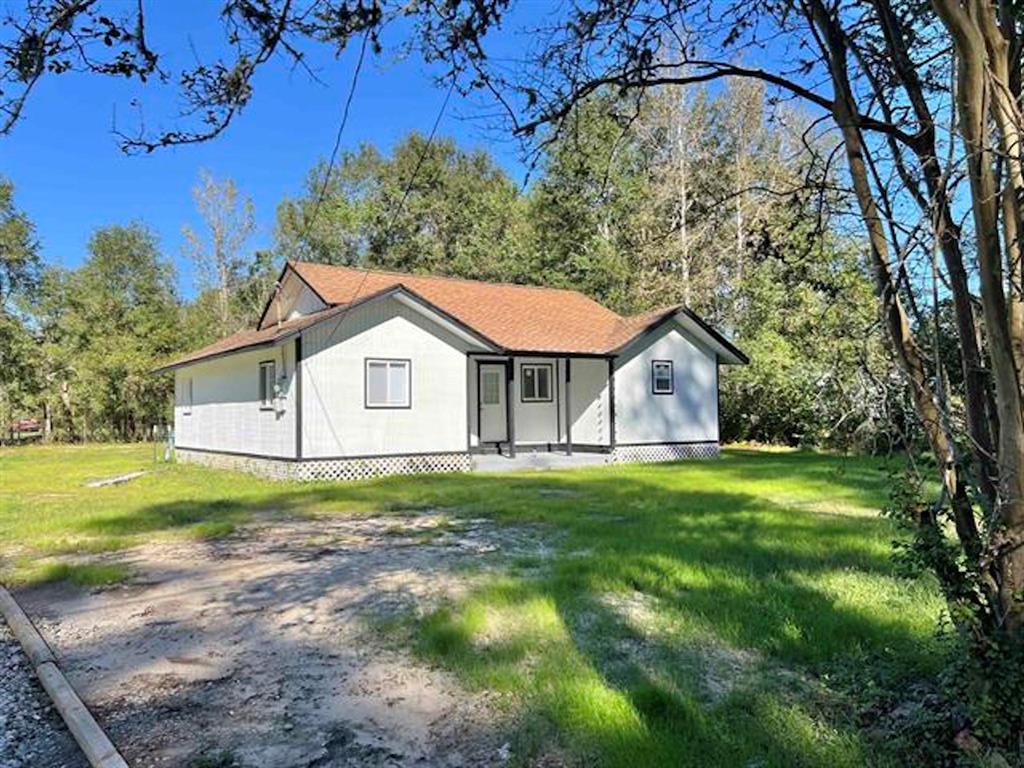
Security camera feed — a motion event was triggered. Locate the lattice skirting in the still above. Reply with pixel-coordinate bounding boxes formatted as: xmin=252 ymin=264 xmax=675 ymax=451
xmin=610 ymin=442 xmax=720 ymax=464
xmin=175 ymin=449 xmax=472 ymax=482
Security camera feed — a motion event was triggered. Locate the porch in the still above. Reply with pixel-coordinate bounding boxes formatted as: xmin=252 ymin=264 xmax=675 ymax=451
xmin=472 ymin=449 xmax=611 ymax=473
xmin=467 ymin=354 xmax=615 ymax=458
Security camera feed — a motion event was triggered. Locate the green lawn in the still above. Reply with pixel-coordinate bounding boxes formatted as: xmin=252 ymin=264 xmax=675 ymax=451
xmin=0 ymin=443 xmax=944 ymax=767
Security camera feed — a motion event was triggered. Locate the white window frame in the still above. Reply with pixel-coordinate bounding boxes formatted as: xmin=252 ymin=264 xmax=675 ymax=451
xmin=520 ymin=363 xmax=553 ymax=403
xmin=365 ymin=358 xmax=411 ymax=409
xmin=183 ymin=377 xmax=193 ymax=415
xmin=259 ymin=360 xmax=277 ymax=409
xmin=652 ymin=360 xmax=674 ymax=395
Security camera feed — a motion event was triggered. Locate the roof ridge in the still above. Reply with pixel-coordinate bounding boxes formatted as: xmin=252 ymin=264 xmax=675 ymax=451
xmin=288 ymin=259 xmax=618 ymax=309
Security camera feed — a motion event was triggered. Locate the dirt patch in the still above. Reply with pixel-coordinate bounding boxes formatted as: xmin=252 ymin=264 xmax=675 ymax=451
xmin=592 ymin=589 xmax=764 ymax=704
xmin=15 ymin=512 xmax=548 ymax=768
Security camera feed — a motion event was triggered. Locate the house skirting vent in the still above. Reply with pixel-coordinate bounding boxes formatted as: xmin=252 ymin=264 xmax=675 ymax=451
xmin=175 ymin=448 xmax=472 ymax=482
xmin=610 ymin=442 xmax=720 ymax=464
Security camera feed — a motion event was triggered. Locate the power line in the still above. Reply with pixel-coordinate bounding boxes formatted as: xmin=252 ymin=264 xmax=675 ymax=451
xmin=299 ymin=75 xmax=458 ymax=445
xmin=310 ymin=75 xmax=458 ymax=355
xmin=296 ymin=28 xmax=370 ymax=260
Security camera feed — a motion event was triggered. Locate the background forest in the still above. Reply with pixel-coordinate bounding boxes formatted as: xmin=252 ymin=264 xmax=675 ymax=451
xmin=0 ymin=83 xmax=903 ymax=451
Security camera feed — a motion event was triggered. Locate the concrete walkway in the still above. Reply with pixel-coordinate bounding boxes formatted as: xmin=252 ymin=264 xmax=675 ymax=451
xmin=472 ymin=451 xmax=609 ymax=473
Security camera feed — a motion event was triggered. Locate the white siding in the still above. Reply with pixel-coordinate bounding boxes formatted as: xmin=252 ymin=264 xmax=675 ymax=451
xmin=566 ymin=358 xmax=611 ymax=445
xmin=614 ymin=324 xmax=719 ymax=444
xmin=259 ymin=270 xmax=327 ymax=327
xmin=513 ymin=357 xmax=559 ymax=444
xmin=468 ymin=356 xmax=612 ymax=447
xmin=301 ymin=297 xmax=471 ymax=457
xmin=174 ymin=343 xmax=297 ymax=458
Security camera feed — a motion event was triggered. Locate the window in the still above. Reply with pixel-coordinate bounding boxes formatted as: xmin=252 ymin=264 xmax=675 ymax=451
xmin=183 ymin=377 xmax=193 ymax=415
xmin=365 ymin=359 xmax=411 ymax=408
xmin=481 ymin=370 xmax=501 ymax=405
xmin=259 ymin=361 xmax=276 ymax=409
xmin=520 ymin=363 xmax=553 ymax=402
xmin=652 ymin=360 xmax=674 ymax=395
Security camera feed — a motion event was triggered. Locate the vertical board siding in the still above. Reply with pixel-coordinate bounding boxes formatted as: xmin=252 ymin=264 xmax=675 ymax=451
xmin=566 ymin=357 xmax=611 ymax=445
xmin=512 ymin=356 xmax=559 ymax=444
xmin=173 ymin=343 xmax=297 ymax=458
xmin=301 ymin=297 xmax=471 ymax=457
xmin=614 ymin=324 xmax=719 ymax=444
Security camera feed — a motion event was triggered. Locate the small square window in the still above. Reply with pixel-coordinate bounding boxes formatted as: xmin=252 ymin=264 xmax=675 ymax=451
xmin=652 ymin=360 xmax=674 ymax=395
xmin=366 ymin=359 xmax=411 ymax=408
xmin=259 ymin=361 xmax=276 ymax=408
xmin=521 ymin=364 xmax=553 ymax=402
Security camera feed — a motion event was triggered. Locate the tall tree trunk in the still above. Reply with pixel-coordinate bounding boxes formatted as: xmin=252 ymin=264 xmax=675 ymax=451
xmin=807 ymin=0 xmax=990 ymax=615
xmin=871 ymin=0 xmax=1000 ymax=509
xmin=934 ymin=0 xmax=1024 ymax=629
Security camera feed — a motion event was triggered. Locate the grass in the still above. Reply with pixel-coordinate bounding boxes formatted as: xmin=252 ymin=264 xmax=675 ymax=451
xmin=0 ymin=442 xmax=944 ymax=767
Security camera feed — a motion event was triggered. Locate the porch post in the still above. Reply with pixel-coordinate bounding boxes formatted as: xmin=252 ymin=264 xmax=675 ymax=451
xmin=564 ymin=358 xmax=573 ymax=455
xmin=505 ymin=359 xmax=516 ymax=458
xmin=607 ymin=357 xmax=616 ymax=449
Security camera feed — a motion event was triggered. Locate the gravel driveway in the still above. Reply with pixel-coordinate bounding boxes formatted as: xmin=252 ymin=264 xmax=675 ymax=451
xmin=0 ymin=622 xmax=86 ymax=768
xmin=13 ymin=511 xmax=549 ymax=768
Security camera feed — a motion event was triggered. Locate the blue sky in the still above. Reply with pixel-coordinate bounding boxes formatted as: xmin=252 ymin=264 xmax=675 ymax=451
xmin=1 ymin=1 xmax=535 ymax=297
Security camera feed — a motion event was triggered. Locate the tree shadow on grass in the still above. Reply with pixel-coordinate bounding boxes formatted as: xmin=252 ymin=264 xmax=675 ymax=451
xmin=60 ymin=451 xmax=936 ymax=765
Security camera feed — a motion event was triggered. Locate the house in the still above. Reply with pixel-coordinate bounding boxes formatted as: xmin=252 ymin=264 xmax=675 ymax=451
xmin=156 ymin=262 xmax=748 ymax=481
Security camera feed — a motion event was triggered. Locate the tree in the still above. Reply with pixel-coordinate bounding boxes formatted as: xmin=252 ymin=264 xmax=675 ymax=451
xmin=36 ymin=224 xmax=181 ymax=440
xmin=473 ymin=1 xmax=1024 ymax=755
xmin=276 ymin=134 xmax=531 ymax=282
xmin=0 ymin=177 xmax=40 ymax=437
xmin=181 ymin=170 xmax=256 ymax=337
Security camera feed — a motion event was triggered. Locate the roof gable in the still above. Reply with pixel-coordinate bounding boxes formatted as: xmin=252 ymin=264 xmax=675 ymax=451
xmin=158 ymin=262 xmax=747 ymax=371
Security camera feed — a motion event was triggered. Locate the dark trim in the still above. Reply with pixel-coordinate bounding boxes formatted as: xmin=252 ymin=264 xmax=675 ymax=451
xmin=608 ymin=359 xmax=616 ymax=448
xmin=157 ymin=282 xmax=503 ymax=375
xmin=477 ymin=361 xmax=508 ymax=443
xmin=364 ymin=357 xmax=413 ymax=409
xmin=155 ymin=334 xmax=296 ymax=374
xmin=606 ymin=306 xmax=748 ymax=365
xmin=256 ymin=262 xmax=332 ymax=331
xmin=564 ymin=358 xmax=572 ymax=456
xmin=519 ymin=362 xmax=554 ymax=403
xmin=472 ymin=357 xmax=479 ymax=452
xmin=715 ymin=360 xmax=721 ymax=444
xmin=259 ymin=359 xmax=277 ymax=410
xmin=391 ymin=285 xmax=503 ymax=351
xmin=651 ymin=359 xmax=674 ymax=395
xmin=467 ymin=350 xmax=611 ymax=360
xmin=295 ymin=337 xmax=303 ymax=459
xmin=505 ymin=361 xmax=516 ymax=458
xmin=614 ymin=440 xmax=719 ymax=447
xmin=469 ymin=443 xmax=611 ymax=455
xmin=680 ymin=307 xmax=749 ymax=365
xmin=555 ymin=360 xmax=562 ymax=441
xmin=176 ymin=445 xmax=470 ymax=462
xmin=255 ymin=262 xmax=291 ymax=332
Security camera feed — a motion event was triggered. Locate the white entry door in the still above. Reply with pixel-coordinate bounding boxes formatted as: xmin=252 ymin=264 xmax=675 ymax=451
xmin=479 ymin=364 xmax=507 ymax=443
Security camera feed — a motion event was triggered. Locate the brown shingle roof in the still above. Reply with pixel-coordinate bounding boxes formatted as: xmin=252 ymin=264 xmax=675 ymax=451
xmin=159 ymin=263 xmax=746 ymax=371
xmin=154 ymin=304 xmax=348 ymax=372
xmin=289 ymin=261 xmax=683 ymax=355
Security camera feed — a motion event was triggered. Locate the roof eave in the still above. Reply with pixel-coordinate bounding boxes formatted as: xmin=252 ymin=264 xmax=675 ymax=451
xmin=607 ymin=307 xmax=749 ymax=365
xmin=152 ymin=330 xmax=300 ymax=375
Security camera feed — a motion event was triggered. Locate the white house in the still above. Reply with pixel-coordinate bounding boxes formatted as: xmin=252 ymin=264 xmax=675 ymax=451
xmin=157 ymin=262 xmax=748 ymax=481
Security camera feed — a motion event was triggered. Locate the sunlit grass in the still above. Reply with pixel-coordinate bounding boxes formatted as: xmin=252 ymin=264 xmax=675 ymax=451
xmin=0 ymin=442 xmax=943 ymax=766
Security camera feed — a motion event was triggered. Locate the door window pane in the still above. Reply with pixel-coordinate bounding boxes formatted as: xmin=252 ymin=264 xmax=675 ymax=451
xmin=482 ymin=370 xmax=500 ymax=405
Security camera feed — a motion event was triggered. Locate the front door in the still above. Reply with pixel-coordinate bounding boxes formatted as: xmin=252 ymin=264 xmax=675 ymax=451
xmin=479 ymin=363 xmax=507 ymax=443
